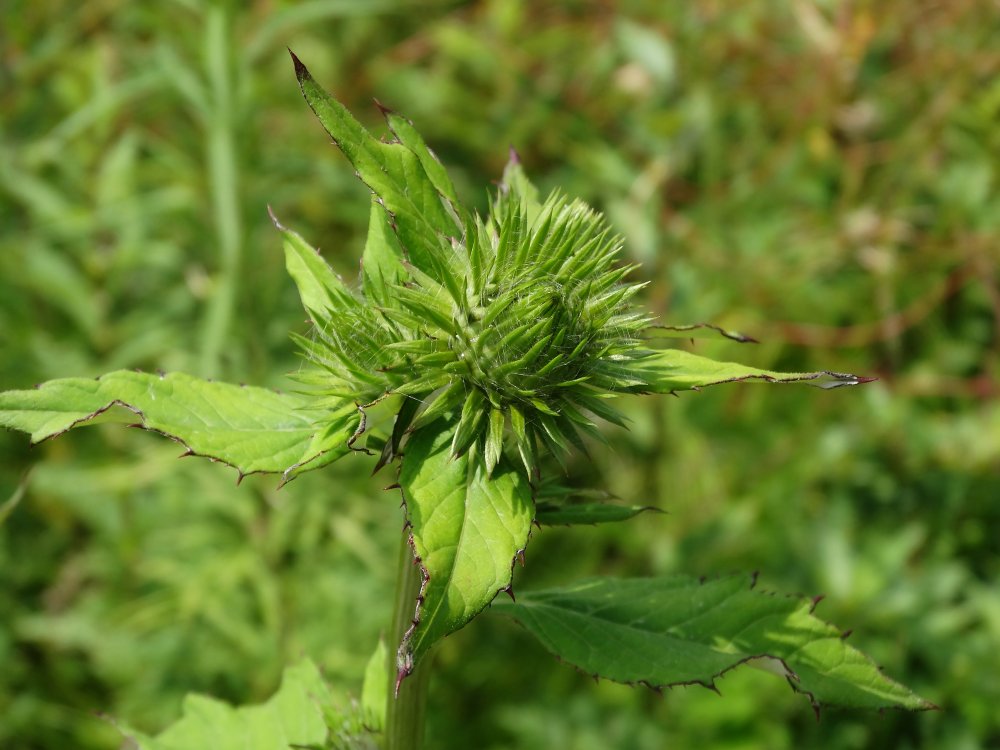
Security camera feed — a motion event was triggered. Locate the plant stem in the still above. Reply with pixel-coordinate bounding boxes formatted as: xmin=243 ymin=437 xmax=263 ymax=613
xmin=200 ymin=5 xmax=242 ymax=378
xmin=384 ymin=527 xmax=430 ymax=750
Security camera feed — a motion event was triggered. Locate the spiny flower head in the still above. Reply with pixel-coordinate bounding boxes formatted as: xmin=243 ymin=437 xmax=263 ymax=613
xmin=297 ymin=156 xmax=652 ymax=478
xmin=284 ymin=55 xmax=865 ymax=482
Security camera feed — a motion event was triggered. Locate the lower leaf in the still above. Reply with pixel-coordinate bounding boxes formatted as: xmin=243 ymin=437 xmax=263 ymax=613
xmin=491 ymin=575 xmax=934 ymax=712
xmin=123 ymin=659 xmax=343 ymax=749
xmin=396 ymin=419 xmax=534 ymax=684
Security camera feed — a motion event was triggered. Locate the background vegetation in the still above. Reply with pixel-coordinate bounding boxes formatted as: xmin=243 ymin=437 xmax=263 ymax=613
xmin=1 ymin=1 xmax=997 ymax=748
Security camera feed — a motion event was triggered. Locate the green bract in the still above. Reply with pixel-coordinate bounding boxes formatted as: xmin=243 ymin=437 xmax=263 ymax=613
xmin=0 ymin=53 xmax=931 ymax=748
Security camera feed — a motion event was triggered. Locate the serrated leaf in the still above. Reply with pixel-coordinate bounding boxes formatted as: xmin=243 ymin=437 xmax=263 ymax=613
xmin=397 ymin=420 xmax=533 ymax=681
xmin=633 ymin=349 xmax=874 ymax=393
xmin=292 ymin=52 xmax=460 ymax=281
xmin=534 ymin=502 xmax=658 ymax=526
xmin=491 ymin=575 xmax=934 ymax=711
xmin=124 ymin=659 xmax=332 ymax=749
xmin=0 ymin=371 xmax=359 ymax=482
xmin=270 ymin=206 xmax=354 ymax=320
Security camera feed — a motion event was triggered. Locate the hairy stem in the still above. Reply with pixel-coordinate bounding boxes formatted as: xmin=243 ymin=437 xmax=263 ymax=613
xmin=385 ymin=527 xmax=430 ymax=750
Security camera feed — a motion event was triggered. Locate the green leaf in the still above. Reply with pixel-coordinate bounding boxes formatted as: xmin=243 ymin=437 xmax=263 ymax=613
xmin=633 ymin=349 xmax=874 ymax=393
xmin=382 ymin=106 xmax=460 ymax=207
xmin=534 ymin=501 xmax=659 ymax=526
xmin=361 ymin=638 xmax=388 ymax=732
xmin=0 ymin=371 xmax=359 ymax=482
xmin=270 ymin=206 xmax=353 ymax=320
xmin=397 ymin=419 xmax=534 ymax=681
xmin=361 ymin=197 xmax=407 ymax=306
xmin=125 ymin=659 xmax=332 ymax=749
xmin=291 ymin=52 xmax=460 ymax=281
xmin=491 ymin=575 xmax=935 ymax=712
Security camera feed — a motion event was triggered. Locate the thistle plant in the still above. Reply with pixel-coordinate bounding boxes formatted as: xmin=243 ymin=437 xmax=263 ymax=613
xmin=0 ymin=54 xmax=932 ymax=749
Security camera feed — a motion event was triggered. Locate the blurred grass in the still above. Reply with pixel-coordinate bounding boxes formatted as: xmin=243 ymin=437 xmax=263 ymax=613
xmin=1 ymin=1 xmax=997 ymax=748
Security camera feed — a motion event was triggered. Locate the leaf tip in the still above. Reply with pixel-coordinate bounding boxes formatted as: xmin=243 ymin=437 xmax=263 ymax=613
xmin=288 ymin=48 xmax=307 ymax=79
xmin=373 ymin=97 xmax=394 ymax=117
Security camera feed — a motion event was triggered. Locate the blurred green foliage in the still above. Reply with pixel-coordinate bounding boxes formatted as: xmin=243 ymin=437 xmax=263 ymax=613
xmin=0 ymin=1 xmax=996 ymax=748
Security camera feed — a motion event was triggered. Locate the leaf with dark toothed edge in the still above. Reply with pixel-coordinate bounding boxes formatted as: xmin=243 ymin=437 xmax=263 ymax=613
xmin=0 ymin=371 xmax=360 ymax=483
xmin=632 ymin=348 xmax=876 ymax=393
xmin=490 ymin=575 xmax=935 ymax=712
xmin=291 ymin=51 xmax=461 ymax=283
xmin=396 ymin=418 xmax=534 ymax=685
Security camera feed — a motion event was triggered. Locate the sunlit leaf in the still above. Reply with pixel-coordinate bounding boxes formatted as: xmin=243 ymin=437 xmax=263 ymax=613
xmin=0 ymin=371 xmax=359 ymax=482
xmin=633 ymin=349 xmax=874 ymax=393
xmin=125 ymin=659 xmax=332 ymax=749
xmin=491 ymin=575 xmax=935 ymax=711
xmin=396 ymin=419 xmax=533 ymax=682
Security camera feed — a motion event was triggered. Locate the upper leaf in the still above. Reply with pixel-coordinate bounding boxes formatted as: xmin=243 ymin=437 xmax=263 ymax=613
xmin=292 ymin=52 xmax=462 ymax=284
xmin=0 ymin=371 xmax=359 ymax=482
xmin=271 ymin=206 xmax=354 ymax=322
xmin=491 ymin=575 xmax=934 ymax=712
xmin=633 ymin=348 xmax=874 ymax=393
xmin=396 ymin=418 xmax=534 ymax=684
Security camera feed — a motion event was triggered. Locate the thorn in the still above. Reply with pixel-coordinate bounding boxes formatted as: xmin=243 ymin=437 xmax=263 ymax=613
xmin=156 ymin=369 xmax=166 ymax=378
xmin=179 ymin=449 xmax=195 ymax=458
xmin=236 ymin=472 xmax=245 ymax=487
xmin=126 ymin=423 xmax=143 ymax=429
xmin=809 ymin=594 xmax=825 ymax=613
xmin=750 ymin=570 xmax=759 ymax=589
xmin=812 ymin=702 xmax=822 ymax=723
xmin=373 ymin=98 xmax=394 ymax=117
xmin=706 ymin=682 xmax=722 ymax=697
xmin=384 ymin=483 xmax=402 ymax=491
xmin=394 ymin=671 xmax=406 ymax=698
xmin=503 ymin=585 xmax=516 ymax=602
xmin=840 ymin=629 xmax=853 ymax=640
xmin=508 ymin=145 xmax=521 ymax=164
xmin=516 ymin=549 xmax=526 ymax=567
